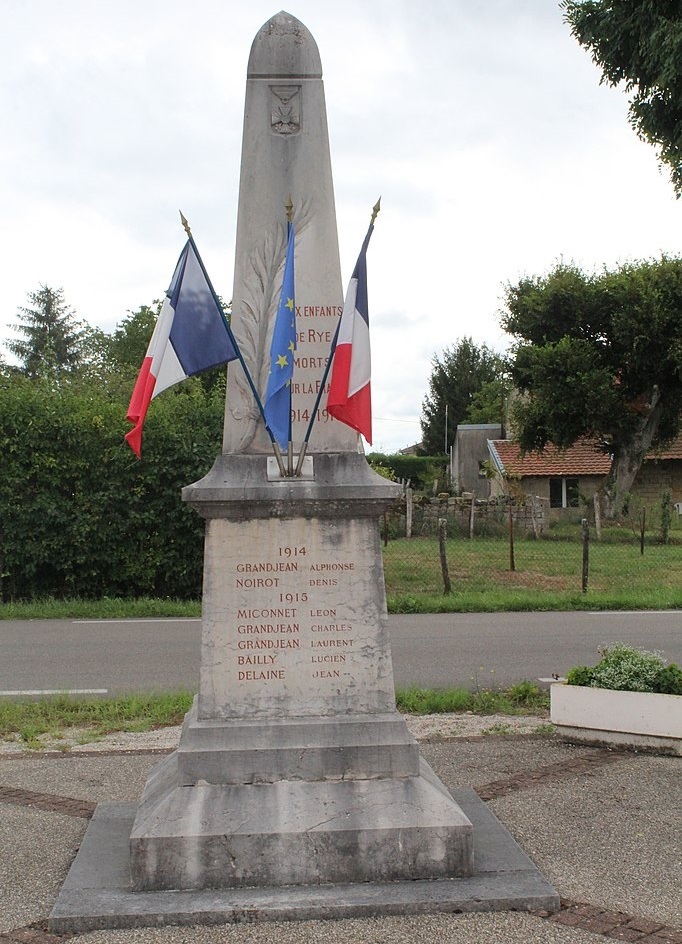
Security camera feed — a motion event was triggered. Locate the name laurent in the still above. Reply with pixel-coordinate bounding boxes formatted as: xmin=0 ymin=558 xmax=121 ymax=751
xmin=311 ymin=637 xmax=353 ymax=648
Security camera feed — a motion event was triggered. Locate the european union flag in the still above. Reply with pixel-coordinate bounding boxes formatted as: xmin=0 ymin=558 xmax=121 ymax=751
xmin=264 ymin=222 xmax=296 ymax=447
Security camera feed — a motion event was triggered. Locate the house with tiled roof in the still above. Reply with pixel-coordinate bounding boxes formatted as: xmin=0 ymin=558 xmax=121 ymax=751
xmin=486 ymin=438 xmax=611 ymax=509
xmin=485 ymin=435 xmax=682 ymax=511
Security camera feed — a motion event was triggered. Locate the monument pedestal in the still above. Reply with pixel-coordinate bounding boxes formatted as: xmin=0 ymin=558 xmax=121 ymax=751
xmin=129 ymin=454 xmax=474 ymax=891
xmin=49 ymin=459 xmax=559 ymax=933
xmin=130 ymin=726 xmax=473 ymax=890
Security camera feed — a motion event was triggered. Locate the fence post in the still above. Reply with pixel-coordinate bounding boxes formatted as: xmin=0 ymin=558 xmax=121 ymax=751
xmin=468 ymin=492 xmax=475 ymax=539
xmin=593 ymin=493 xmax=602 ymax=541
xmin=508 ymin=502 xmax=516 ymax=572
xmin=581 ymin=517 xmax=589 ymax=593
xmin=529 ymin=495 xmax=540 ymax=540
xmin=661 ymin=490 xmax=671 ymax=545
xmin=640 ymin=507 xmax=646 ymax=556
xmin=406 ymin=486 xmax=413 ymax=539
xmin=438 ymin=517 xmax=451 ymax=595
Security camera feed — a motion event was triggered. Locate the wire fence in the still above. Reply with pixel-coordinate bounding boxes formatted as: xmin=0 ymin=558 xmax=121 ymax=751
xmin=380 ymin=492 xmax=682 ymax=603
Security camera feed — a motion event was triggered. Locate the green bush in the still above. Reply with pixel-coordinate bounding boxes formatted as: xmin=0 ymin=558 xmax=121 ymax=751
xmin=565 ymin=665 xmax=594 ymax=687
xmin=566 ymin=643 xmax=680 ymax=694
xmin=654 ymin=663 xmax=682 ymax=695
xmin=0 ymin=374 xmax=223 ymax=601
xmin=366 ymin=453 xmax=446 ymax=492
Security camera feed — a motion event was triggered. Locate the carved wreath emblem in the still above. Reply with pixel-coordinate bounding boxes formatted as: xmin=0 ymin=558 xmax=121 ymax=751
xmin=271 ymin=85 xmax=301 ymax=135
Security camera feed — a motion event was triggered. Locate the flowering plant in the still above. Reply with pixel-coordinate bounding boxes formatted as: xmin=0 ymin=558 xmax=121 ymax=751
xmin=566 ymin=643 xmax=682 ymax=695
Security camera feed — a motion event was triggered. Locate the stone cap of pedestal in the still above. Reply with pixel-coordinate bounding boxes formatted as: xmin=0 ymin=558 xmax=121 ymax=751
xmin=174 ymin=706 xmax=421 ymax=785
xmin=182 ymin=452 xmax=401 ymax=520
xmin=248 ymin=12 xmax=322 ymax=79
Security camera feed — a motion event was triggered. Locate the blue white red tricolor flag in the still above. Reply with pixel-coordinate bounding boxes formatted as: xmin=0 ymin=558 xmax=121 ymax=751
xmin=125 ymin=239 xmax=238 ymax=458
xmin=326 ymin=223 xmax=374 ymax=444
xmin=264 ymin=222 xmax=296 ymax=448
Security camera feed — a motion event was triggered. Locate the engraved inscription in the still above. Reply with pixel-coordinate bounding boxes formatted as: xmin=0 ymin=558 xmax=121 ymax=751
xmin=232 ymin=543 xmax=361 ymax=689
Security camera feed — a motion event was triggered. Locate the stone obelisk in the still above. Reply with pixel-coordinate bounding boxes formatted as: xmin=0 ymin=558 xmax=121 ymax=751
xmin=49 ymin=14 xmax=560 ymax=929
xmin=128 ymin=11 xmax=476 ymax=891
xmin=222 ymin=11 xmax=357 ymax=456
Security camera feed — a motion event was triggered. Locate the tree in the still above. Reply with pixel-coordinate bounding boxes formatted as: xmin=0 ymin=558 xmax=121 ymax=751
xmin=5 ymin=285 xmax=87 ymax=378
xmin=563 ymin=0 xmax=682 ymax=196
xmin=502 ymin=256 xmax=682 ymax=518
xmin=465 ymin=376 xmax=511 ymax=427
xmin=105 ymin=300 xmax=228 ymax=396
xmin=420 ymin=338 xmax=506 ymax=455
xmin=107 ymin=303 xmax=160 ymax=372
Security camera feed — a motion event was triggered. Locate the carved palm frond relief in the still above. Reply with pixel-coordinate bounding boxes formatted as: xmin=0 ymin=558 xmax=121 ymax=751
xmin=226 ymin=198 xmax=314 ymax=452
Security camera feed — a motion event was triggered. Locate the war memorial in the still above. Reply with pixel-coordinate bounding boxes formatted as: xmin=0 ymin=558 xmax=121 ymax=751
xmin=50 ymin=12 xmax=558 ymax=930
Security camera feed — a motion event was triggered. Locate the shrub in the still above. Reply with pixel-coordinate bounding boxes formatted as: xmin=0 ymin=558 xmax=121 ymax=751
xmin=366 ymin=453 xmax=446 ymax=492
xmin=506 ymin=680 xmax=544 ymax=707
xmin=566 ymin=643 xmax=679 ymax=694
xmin=565 ymin=665 xmax=594 ymax=687
xmin=654 ymin=663 xmax=682 ymax=695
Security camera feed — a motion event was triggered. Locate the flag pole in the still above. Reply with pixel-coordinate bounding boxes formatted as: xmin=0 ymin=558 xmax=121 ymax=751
xmin=294 ymin=198 xmax=380 ymax=476
xmin=285 ymin=196 xmax=295 ymax=477
xmin=179 ymin=212 xmax=287 ymax=477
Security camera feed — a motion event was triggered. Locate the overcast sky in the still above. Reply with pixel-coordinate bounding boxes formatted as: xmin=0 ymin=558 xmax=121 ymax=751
xmin=2 ymin=0 xmax=680 ymax=452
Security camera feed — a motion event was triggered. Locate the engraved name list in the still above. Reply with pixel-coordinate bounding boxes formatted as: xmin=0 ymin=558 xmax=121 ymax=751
xmin=233 ymin=544 xmax=357 ymax=687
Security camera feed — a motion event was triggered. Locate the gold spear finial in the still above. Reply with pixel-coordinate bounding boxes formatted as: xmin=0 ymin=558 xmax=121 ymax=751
xmin=371 ymin=197 xmax=381 ymax=225
xmin=285 ymin=195 xmax=294 ymax=223
xmin=179 ymin=211 xmax=192 ymax=238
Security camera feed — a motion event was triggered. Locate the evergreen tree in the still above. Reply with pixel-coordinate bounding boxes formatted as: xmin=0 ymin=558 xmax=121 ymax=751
xmin=5 ymin=285 xmax=86 ymax=378
xmin=420 ymin=338 xmax=505 ymax=454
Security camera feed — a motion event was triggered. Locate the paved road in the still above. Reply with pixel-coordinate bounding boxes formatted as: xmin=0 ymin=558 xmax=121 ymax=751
xmin=1 ymin=611 xmax=680 ymax=694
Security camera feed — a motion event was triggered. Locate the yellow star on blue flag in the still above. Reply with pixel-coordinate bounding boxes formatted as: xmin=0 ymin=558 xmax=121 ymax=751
xmin=264 ymin=221 xmax=296 ymax=447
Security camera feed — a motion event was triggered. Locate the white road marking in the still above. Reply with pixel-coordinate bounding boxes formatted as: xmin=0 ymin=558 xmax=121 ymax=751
xmin=588 ymin=610 xmax=680 ymax=615
xmin=73 ymin=618 xmax=200 ymax=624
xmin=0 ymin=689 xmax=108 ymax=696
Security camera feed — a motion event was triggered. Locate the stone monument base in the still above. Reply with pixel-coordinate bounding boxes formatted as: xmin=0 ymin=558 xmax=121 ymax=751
xmin=128 ymin=703 xmax=474 ymax=890
xmin=49 ymin=789 xmax=559 ymax=932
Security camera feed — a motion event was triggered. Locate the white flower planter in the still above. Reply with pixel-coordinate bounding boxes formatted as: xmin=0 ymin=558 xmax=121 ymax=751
xmin=550 ymin=682 xmax=682 ymax=755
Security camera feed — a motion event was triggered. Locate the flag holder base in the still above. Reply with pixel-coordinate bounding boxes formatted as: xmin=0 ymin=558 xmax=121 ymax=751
xmin=267 ymin=455 xmax=314 ymax=481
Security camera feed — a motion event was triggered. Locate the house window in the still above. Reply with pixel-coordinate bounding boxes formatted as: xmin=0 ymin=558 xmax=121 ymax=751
xmin=549 ymin=477 xmax=580 ymax=508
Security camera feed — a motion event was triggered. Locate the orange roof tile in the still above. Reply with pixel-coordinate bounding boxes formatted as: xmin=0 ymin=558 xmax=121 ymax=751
xmin=648 ymin=434 xmax=682 ymax=460
xmin=488 ymin=439 xmax=611 ymax=477
xmin=489 ymin=432 xmax=682 ymax=476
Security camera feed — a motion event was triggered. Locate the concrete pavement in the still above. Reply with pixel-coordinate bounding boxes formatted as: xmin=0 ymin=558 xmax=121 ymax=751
xmin=0 ymin=730 xmax=680 ymax=942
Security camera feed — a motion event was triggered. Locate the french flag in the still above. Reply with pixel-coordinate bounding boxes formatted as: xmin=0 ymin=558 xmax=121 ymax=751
xmin=125 ymin=239 xmax=238 ymax=458
xmin=327 ymin=223 xmax=374 ymax=444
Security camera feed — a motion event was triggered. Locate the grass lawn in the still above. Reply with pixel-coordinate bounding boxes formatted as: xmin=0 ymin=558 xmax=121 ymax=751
xmin=0 ymin=684 xmax=550 ymax=748
xmin=383 ymin=535 xmax=682 ymax=612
